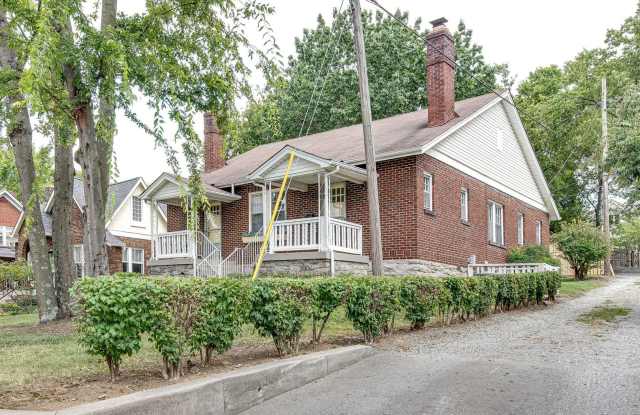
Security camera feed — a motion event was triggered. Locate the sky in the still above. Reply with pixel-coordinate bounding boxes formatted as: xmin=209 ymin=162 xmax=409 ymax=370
xmin=37 ymin=0 xmax=638 ymax=184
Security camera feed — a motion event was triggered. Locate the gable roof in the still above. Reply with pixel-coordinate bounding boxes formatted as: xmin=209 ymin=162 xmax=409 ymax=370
xmin=141 ymin=172 xmax=240 ymax=203
xmin=203 ymin=92 xmax=498 ymax=188
xmin=0 ymin=189 xmax=23 ymax=212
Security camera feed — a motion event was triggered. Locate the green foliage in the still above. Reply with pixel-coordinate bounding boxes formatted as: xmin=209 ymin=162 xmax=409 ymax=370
xmin=613 ymin=217 xmax=640 ymax=249
xmin=0 ymin=143 xmax=53 ymax=200
xmin=0 ymin=302 xmax=21 ymax=315
xmin=345 ymin=277 xmax=399 ymax=343
xmin=249 ymin=278 xmax=311 ymax=355
xmin=507 ymin=245 xmax=560 ymax=266
xmin=398 ymin=277 xmax=445 ymax=329
xmin=309 ymin=278 xmax=347 ymax=343
xmin=230 ymin=12 xmax=510 ymax=154
xmin=0 ymin=260 xmax=32 ymax=283
xmin=191 ymin=279 xmax=250 ymax=364
xmin=553 ymin=222 xmax=610 ymax=280
xmin=73 ymin=276 xmax=160 ymax=381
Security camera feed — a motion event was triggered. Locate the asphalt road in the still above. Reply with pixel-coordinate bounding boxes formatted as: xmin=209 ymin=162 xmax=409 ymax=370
xmin=241 ymin=274 xmax=640 ymax=415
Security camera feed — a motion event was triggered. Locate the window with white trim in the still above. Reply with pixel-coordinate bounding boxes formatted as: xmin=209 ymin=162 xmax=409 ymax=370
xmin=487 ymin=201 xmax=504 ymax=246
xmin=330 ymin=183 xmax=347 ymax=220
xmin=536 ymin=221 xmax=542 ymax=245
xmin=423 ymin=173 xmax=433 ymax=212
xmin=0 ymin=226 xmax=14 ymax=247
xmin=517 ymin=213 xmax=525 ymax=245
xmin=460 ymin=188 xmax=468 ymax=222
xmin=122 ymin=247 xmax=144 ymax=274
xmin=132 ymin=196 xmax=143 ymax=223
xmin=204 ymin=203 xmax=222 ymax=245
xmin=73 ymin=245 xmax=84 ymax=277
xmin=249 ymin=191 xmax=286 ymax=234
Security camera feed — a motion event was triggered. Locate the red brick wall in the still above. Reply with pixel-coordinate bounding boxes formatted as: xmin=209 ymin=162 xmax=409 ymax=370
xmin=167 ymin=205 xmax=187 ymax=232
xmin=415 ymin=154 xmax=550 ymax=266
xmin=167 ymin=155 xmax=551 ymax=268
xmin=0 ymin=197 xmax=21 ymax=227
xmin=116 ymin=236 xmax=152 ymax=273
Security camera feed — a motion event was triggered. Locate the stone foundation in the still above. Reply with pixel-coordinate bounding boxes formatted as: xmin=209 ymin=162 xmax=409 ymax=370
xmin=383 ymin=259 xmax=465 ymax=277
xmin=148 ymin=258 xmax=194 ymax=276
xmin=261 ymin=252 xmax=370 ymax=276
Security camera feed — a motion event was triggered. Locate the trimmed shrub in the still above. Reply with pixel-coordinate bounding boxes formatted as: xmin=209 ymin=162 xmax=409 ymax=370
xmin=191 ymin=278 xmax=250 ymax=364
xmin=249 ymin=278 xmax=311 ymax=356
xmin=507 ymin=245 xmax=560 ymax=266
xmin=73 ymin=276 xmax=160 ymax=381
xmin=553 ymin=221 xmax=610 ymax=280
xmin=309 ymin=278 xmax=347 ymax=343
xmin=345 ymin=277 xmax=399 ymax=343
xmin=399 ymin=277 xmax=445 ymax=329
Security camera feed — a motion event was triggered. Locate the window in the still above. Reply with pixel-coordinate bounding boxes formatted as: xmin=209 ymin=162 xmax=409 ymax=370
xmin=123 ymin=247 xmax=144 ymax=273
xmin=536 ymin=221 xmax=542 ymax=245
xmin=460 ymin=188 xmax=469 ymax=222
xmin=330 ymin=183 xmax=347 ymax=219
xmin=249 ymin=191 xmax=286 ymax=234
xmin=73 ymin=245 xmax=84 ymax=277
xmin=0 ymin=226 xmax=14 ymax=247
xmin=132 ymin=196 xmax=143 ymax=223
xmin=423 ymin=173 xmax=433 ymax=212
xmin=517 ymin=213 xmax=525 ymax=245
xmin=487 ymin=201 xmax=504 ymax=246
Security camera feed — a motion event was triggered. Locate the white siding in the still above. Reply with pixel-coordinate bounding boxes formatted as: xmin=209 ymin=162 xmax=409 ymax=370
xmin=108 ymin=182 xmax=167 ymax=240
xmin=428 ymin=103 xmax=547 ymax=211
xmin=264 ymin=157 xmax=320 ymax=180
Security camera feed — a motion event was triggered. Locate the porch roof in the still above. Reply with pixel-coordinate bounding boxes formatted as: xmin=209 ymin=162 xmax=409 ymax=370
xmin=247 ymin=146 xmax=368 ymax=184
xmin=140 ymin=172 xmax=241 ymax=205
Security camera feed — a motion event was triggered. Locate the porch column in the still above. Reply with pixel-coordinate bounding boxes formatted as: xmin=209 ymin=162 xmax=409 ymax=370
xmin=318 ymin=173 xmax=331 ymax=251
xmin=150 ymin=199 xmax=157 ymax=260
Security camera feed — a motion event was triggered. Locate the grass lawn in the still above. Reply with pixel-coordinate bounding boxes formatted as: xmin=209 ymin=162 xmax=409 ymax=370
xmin=577 ymin=306 xmax=631 ymax=325
xmin=557 ymin=277 xmax=608 ymax=298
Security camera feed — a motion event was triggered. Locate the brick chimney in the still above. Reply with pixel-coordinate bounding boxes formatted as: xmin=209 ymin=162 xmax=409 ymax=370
xmin=426 ymin=17 xmax=456 ymax=127
xmin=203 ymin=112 xmax=225 ymax=173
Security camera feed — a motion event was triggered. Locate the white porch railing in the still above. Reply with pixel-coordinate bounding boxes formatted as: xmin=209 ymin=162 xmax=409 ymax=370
xmin=153 ymin=230 xmax=193 ymax=259
xmin=218 ymin=241 xmax=261 ymax=276
xmin=468 ymin=263 xmax=560 ymax=276
xmin=270 ymin=217 xmax=362 ymax=255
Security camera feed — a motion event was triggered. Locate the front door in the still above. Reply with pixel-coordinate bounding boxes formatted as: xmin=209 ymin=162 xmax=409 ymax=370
xmin=204 ymin=202 xmax=222 ymax=248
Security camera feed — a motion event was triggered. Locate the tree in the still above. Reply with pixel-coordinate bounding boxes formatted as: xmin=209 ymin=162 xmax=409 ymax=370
xmin=230 ymin=10 xmax=510 ymax=155
xmin=614 ymin=217 xmax=640 ymax=250
xmin=553 ymin=221 xmax=610 ymax=280
xmin=0 ymin=142 xmax=53 ymax=198
xmin=0 ymin=6 xmax=58 ymax=322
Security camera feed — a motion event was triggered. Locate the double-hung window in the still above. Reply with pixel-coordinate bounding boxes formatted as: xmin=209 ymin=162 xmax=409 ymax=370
xmin=487 ymin=201 xmax=504 ymax=246
xmin=460 ymin=188 xmax=469 ymax=222
xmin=73 ymin=245 xmax=84 ymax=277
xmin=517 ymin=213 xmax=525 ymax=245
xmin=330 ymin=183 xmax=347 ymax=220
xmin=249 ymin=191 xmax=286 ymax=234
xmin=0 ymin=226 xmax=14 ymax=247
xmin=423 ymin=173 xmax=433 ymax=212
xmin=132 ymin=196 xmax=143 ymax=223
xmin=536 ymin=221 xmax=542 ymax=245
xmin=123 ymin=247 xmax=144 ymax=273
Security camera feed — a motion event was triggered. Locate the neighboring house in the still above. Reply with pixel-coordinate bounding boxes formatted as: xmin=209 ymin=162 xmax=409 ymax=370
xmin=15 ymin=177 xmax=167 ymax=275
xmin=142 ymin=19 xmax=560 ymax=277
xmin=0 ymin=190 xmax=22 ymax=261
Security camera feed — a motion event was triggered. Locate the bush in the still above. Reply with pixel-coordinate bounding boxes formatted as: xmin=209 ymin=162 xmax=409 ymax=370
xmin=553 ymin=222 xmax=610 ymax=280
xmin=249 ymin=278 xmax=311 ymax=356
xmin=0 ymin=302 xmax=21 ymax=315
xmin=507 ymin=245 xmax=560 ymax=266
xmin=191 ymin=278 xmax=250 ymax=364
xmin=309 ymin=278 xmax=347 ymax=343
xmin=73 ymin=276 xmax=160 ymax=381
xmin=345 ymin=277 xmax=399 ymax=343
xmin=399 ymin=277 xmax=445 ymax=329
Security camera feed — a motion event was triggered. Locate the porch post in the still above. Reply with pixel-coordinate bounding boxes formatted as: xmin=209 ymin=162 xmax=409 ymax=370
xmin=263 ymin=182 xmax=275 ymax=254
xmin=319 ymin=173 xmax=331 ymax=252
xmin=150 ymin=199 xmax=156 ymax=260
xmin=190 ymin=196 xmax=197 ymax=275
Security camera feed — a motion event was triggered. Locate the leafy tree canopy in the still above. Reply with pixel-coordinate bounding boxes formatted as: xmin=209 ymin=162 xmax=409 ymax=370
xmin=229 ymin=10 xmax=511 ymax=155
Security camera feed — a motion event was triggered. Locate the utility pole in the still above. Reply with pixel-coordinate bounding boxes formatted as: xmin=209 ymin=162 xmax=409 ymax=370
xmin=350 ymin=0 xmax=383 ymax=275
xmin=601 ymin=77 xmax=612 ymax=277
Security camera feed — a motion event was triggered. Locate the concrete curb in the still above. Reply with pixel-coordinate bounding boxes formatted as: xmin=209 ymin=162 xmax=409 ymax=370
xmin=1 ymin=345 xmax=374 ymax=415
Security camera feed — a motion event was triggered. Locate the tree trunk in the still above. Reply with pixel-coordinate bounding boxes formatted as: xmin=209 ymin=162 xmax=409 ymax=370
xmin=52 ymin=125 xmax=75 ymax=319
xmin=0 ymin=8 xmax=58 ymax=323
xmin=595 ymin=175 xmax=603 ymax=228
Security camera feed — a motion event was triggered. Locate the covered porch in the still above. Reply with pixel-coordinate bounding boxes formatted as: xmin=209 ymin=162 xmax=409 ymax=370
xmin=249 ymin=146 xmax=366 ymax=258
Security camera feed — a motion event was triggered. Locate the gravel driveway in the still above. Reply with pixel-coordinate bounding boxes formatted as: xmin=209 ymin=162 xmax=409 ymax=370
xmin=242 ymin=274 xmax=640 ymax=415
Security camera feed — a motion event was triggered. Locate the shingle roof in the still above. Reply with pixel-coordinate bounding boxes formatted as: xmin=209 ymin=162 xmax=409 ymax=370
xmin=203 ymin=92 xmax=498 ymax=187
xmin=72 ymin=177 xmax=141 ymax=219
xmin=39 ymin=209 xmax=123 ymax=247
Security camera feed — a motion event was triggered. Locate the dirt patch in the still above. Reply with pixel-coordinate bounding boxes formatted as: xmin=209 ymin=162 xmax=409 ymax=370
xmin=0 ymin=339 xmax=357 ymax=411
xmin=4 ymin=318 xmax=75 ymax=336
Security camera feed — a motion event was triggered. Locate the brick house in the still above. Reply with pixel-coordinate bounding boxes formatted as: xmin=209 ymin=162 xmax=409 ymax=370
xmin=142 ymin=18 xmax=560 ymax=277
xmin=0 ymin=189 xmax=22 ymax=261
xmin=15 ymin=177 xmax=167 ymax=275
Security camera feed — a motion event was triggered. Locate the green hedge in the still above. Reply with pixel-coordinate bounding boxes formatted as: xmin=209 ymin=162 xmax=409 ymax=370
xmin=73 ymin=272 xmax=560 ymax=380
